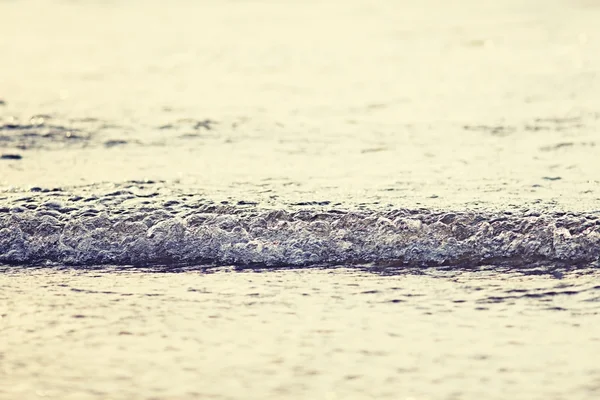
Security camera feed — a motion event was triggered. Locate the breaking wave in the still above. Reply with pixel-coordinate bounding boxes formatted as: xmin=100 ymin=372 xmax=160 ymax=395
xmin=1 ymin=182 xmax=599 ymax=269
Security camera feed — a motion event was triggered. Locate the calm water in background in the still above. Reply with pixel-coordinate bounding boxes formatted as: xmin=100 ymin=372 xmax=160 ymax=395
xmin=2 ymin=0 xmax=600 ymax=399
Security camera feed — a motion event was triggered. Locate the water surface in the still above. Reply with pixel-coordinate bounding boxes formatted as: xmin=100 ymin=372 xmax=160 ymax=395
xmin=1 ymin=0 xmax=600 ymax=399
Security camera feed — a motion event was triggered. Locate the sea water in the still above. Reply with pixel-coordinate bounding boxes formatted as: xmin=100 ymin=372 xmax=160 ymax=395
xmin=1 ymin=0 xmax=600 ymax=399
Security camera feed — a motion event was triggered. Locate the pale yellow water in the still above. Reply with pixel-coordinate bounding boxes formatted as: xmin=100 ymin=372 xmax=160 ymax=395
xmin=2 ymin=267 xmax=600 ymax=400
xmin=2 ymin=0 xmax=600 ymax=399
xmin=1 ymin=0 xmax=600 ymax=210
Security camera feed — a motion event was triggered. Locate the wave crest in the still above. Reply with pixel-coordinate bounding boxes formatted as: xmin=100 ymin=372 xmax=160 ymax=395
xmin=1 ymin=185 xmax=599 ymax=268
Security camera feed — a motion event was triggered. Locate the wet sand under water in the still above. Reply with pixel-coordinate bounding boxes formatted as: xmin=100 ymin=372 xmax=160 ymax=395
xmin=2 ymin=0 xmax=600 ymax=399
xmin=1 ymin=267 xmax=600 ymax=400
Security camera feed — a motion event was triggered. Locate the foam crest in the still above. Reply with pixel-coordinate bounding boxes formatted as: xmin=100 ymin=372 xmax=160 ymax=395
xmin=1 ymin=185 xmax=599 ymax=268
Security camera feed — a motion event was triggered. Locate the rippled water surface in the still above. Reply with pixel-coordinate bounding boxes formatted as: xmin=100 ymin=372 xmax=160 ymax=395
xmin=1 ymin=267 xmax=600 ymax=400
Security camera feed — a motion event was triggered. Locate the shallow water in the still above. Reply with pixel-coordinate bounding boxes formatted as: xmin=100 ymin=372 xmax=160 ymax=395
xmin=1 ymin=267 xmax=600 ymax=400
xmin=2 ymin=0 xmax=600 ymax=211
xmin=2 ymin=0 xmax=600 ymax=398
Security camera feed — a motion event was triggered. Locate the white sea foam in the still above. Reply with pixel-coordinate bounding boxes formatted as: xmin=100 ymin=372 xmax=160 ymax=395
xmin=1 ymin=183 xmax=599 ymax=269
